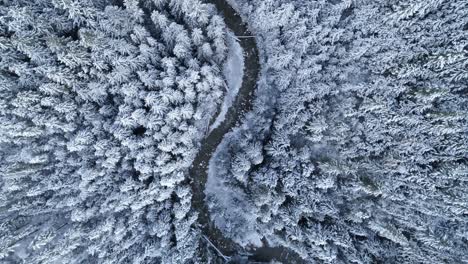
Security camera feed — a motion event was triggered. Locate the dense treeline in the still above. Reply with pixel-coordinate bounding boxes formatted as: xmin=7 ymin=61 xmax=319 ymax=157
xmin=207 ymin=0 xmax=468 ymax=262
xmin=0 ymin=0 xmax=227 ymax=262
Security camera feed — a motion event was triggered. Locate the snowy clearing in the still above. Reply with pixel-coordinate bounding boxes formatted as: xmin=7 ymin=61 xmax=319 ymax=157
xmin=209 ymin=30 xmax=244 ymax=132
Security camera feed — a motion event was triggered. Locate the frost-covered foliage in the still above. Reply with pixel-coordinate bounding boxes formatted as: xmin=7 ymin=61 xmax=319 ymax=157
xmin=207 ymin=0 xmax=468 ymax=262
xmin=0 ymin=0 xmax=227 ymax=262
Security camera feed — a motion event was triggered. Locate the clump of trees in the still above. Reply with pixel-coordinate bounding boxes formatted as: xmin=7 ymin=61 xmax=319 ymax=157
xmin=0 ymin=0 xmax=227 ymax=262
xmin=207 ymin=0 xmax=468 ymax=262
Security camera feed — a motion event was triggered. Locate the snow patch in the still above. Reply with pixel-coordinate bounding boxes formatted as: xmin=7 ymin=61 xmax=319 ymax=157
xmin=209 ymin=30 xmax=244 ymax=132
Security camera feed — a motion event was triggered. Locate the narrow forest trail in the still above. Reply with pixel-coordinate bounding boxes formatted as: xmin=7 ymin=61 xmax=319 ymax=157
xmin=134 ymin=0 xmax=307 ymax=261
xmin=188 ymin=1 xmax=307 ymax=263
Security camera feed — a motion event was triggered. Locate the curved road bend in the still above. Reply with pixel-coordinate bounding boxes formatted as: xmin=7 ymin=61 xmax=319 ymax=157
xmin=189 ymin=1 xmax=307 ymax=263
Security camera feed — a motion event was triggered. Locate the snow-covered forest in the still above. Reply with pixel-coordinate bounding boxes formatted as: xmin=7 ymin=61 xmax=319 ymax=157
xmin=1 ymin=0 xmax=467 ymax=263
xmin=0 ymin=0 xmax=228 ymax=262
xmin=207 ymin=0 xmax=468 ymax=263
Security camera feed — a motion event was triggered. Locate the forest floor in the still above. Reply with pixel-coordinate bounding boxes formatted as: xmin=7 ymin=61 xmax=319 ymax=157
xmin=189 ymin=0 xmax=306 ymax=263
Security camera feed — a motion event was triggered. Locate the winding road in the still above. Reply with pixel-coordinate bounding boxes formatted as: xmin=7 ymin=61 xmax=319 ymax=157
xmin=189 ymin=1 xmax=307 ymax=263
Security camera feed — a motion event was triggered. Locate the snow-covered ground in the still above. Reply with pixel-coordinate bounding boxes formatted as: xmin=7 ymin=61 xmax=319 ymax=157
xmin=209 ymin=30 xmax=244 ymax=132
